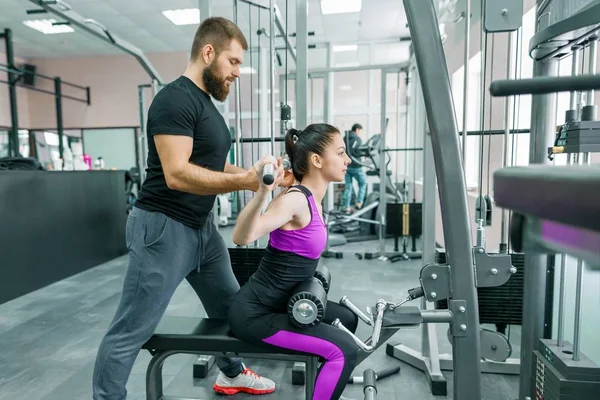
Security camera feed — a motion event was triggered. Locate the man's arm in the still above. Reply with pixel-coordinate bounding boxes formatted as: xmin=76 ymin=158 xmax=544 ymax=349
xmin=224 ymin=161 xmax=248 ymax=174
xmin=156 ymin=135 xmax=259 ymax=195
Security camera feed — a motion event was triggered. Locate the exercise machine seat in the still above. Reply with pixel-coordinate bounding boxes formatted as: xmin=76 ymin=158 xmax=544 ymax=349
xmin=142 ymin=316 xmax=321 ymax=400
xmin=142 ymin=315 xmax=301 ymax=355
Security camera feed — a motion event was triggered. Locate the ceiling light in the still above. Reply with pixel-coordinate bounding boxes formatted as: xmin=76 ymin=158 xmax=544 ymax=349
xmin=333 ymin=45 xmax=358 ymax=52
xmin=240 ymin=66 xmax=257 ymax=74
xmin=340 ymin=85 xmax=352 ymax=91
xmin=22 ymin=19 xmax=74 ymax=34
xmin=162 ymin=8 xmax=200 ymax=26
xmin=321 ymin=0 xmax=362 ymax=15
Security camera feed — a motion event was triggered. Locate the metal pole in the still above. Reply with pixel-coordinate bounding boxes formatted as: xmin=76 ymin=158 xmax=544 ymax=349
xmin=295 ymin=0 xmax=308 ymax=128
xmin=269 ymin=0 xmax=276 ymax=156
xmin=572 ymin=141 xmax=591 ymax=361
xmin=404 ymin=73 xmax=411 ymax=186
xmin=323 ymin=43 xmax=335 ymax=251
xmin=518 ymin=56 xmax=558 ymax=400
xmin=273 ymin=5 xmax=297 ymax=64
xmin=287 ymin=62 xmax=409 ymax=78
xmin=233 ymin=0 xmax=243 ymax=215
xmin=151 ymin=79 xmax=159 ymax=100
xmin=572 ymin=258 xmax=584 ymax=360
xmin=556 ymin=254 xmax=567 ymax=347
xmin=570 ymin=46 xmax=581 ymax=111
xmin=586 ymin=35 xmax=597 ymax=105
xmin=3 ymin=29 xmax=19 ymax=157
xmin=500 ymin=31 xmax=514 ymax=252
xmin=54 ymin=77 xmax=64 ymax=161
xmin=378 ymin=71 xmax=388 ymax=259
xmin=402 ymin=1 xmax=481 ymax=399
xmin=138 ymin=85 xmax=147 ymax=181
xmin=461 ymin=0 xmax=470 ymax=167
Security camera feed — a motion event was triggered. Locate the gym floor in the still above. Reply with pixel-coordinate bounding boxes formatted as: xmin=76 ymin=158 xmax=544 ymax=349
xmin=0 ymin=227 xmax=520 ymax=400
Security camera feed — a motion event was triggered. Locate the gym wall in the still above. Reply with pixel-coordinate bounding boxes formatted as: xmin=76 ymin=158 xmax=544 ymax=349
xmin=0 ymin=51 xmax=32 ymax=128
xmin=24 ymin=51 xmax=190 ymax=130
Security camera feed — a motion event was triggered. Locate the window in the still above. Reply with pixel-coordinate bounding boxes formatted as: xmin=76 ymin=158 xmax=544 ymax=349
xmin=506 ymin=133 xmax=531 ymax=167
xmin=0 ymin=130 xmax=9 ymax=157
xmin=451 ymin=51 xmax=482 ymax=189
xmin=510 ymin=6 xmax=537 ymax=129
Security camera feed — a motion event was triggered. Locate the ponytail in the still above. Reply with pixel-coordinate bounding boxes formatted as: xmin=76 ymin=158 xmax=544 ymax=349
xmin=284 ymin=123 xmax=339 ymax=183
xmin=285 ymin=128 xmax=302 ymax=181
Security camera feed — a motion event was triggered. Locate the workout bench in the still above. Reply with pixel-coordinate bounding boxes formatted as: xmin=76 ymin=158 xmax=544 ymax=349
xmin=141 ymin=315 xmax=319 ymax=400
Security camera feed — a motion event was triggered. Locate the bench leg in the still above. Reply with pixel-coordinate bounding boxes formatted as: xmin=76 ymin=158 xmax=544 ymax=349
xmin=292 ymin=362 xmax=305 ymax=385
xmin=305 ymin=357 xmax=318 ymax=400
xmin=193 ymin=355 xmax=216 ymax=378
xmin=146 ymin=350 xmax=177 ymax=400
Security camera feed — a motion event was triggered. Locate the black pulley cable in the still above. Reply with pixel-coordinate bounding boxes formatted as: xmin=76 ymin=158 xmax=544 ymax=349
xmin=280 ymin=0 xmax=291 ymax=142
xmin=249 ymin=3 xmax=255 ymax=168
xmin=478 ymin=30 xmax=488 ymax=209
xmin=397 ymin=72 xmax=402 ymax=199
xmin=252 ymin=8 xmax=264 ymax=154
xmin=486 ymin=34 xmax=495 ymax=201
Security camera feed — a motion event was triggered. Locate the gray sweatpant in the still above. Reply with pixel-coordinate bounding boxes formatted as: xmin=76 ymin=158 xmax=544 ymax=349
xmin=92 ymin=207 xmax=243 ymax=400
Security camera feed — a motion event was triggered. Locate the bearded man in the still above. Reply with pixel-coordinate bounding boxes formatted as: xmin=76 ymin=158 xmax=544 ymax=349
xmin=92 ymin=17 xmax=287 ymax=400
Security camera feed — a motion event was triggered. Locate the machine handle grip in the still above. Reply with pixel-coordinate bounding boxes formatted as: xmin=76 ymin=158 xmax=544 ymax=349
xmin=490 ymin=74 xmax=600 ymax=97
xmin=262 ymin=163 xmax=275 ymax=185
xmin=408 ymin=286 xmax=424 ymax=300
xmin=363 ymin=369 xmax=376 ymax=388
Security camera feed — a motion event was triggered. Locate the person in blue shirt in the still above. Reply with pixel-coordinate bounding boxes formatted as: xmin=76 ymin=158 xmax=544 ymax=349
xmin=343 ymin=123 xmax=367 ymax=213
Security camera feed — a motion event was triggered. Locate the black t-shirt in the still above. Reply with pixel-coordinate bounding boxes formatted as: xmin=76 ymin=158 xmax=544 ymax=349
xmin=135 ymin=76 xmax=232 ymax=229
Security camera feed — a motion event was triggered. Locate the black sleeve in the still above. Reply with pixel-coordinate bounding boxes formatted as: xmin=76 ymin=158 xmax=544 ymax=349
xmin=349 ymin=136 xmax=362 ymax=158
xmin=147 ymin=88 xmax=203 ymax=137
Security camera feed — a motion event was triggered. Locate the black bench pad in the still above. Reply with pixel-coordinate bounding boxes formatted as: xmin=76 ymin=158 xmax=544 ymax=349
xmin=142 ymin=316 xmax=302 ymax=356
xmin=494 ymin=165 xmax=600 ymax=233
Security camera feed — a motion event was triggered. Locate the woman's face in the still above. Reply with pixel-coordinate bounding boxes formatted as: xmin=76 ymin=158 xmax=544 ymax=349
xmin=319 ymin=133 xmax=351 ymax=183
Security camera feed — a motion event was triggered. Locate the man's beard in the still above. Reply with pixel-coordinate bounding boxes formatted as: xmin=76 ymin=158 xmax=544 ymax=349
xmin=202 ymin=62 xmax=230 ymax=102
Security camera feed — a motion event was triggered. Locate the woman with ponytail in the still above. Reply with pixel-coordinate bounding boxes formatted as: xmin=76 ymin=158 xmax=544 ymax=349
xmin=227 ymin=124 xmax=359 ymax=400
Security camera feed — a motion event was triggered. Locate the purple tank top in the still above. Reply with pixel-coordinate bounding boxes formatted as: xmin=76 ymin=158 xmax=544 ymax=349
xmin=268 ymin=186 xmax=327 ymax=259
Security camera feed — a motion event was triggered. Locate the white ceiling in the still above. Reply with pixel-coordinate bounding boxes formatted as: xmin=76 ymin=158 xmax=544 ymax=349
xmin=0 ymin=0 xmax=411 ymax=69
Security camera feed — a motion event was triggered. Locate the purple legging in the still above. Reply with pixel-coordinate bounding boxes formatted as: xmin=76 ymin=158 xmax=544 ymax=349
xmin=230 ymin=299 xmax=359 ymax=400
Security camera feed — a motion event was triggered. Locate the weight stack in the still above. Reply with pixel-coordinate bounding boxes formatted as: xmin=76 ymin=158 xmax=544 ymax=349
xmin=228 ymin=248 xmax=266 ymax=286
xmin=534 ymin=339 xmax=600 ymax=400
xmin=434 ymin=248 xmax=525 ymax=325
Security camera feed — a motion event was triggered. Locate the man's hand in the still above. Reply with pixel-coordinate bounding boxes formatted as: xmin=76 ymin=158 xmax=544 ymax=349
xmin=246 ymin=164 xmax=260 ymax=192
xmin=246 ymin=156 xmax=297 ymax=192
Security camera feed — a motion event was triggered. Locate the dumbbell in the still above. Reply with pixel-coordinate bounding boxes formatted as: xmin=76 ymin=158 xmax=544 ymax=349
xmin=288 ymin=270 xmax=332 ymax=328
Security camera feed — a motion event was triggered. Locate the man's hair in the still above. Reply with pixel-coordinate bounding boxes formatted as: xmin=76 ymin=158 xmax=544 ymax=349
xmin=190 ymin=17 xmax=248 ymax=61
xmin=351 ymin=123 xmax=363 ymax=132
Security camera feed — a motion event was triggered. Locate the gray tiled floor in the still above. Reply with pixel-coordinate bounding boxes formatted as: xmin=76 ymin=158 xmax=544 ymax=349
xmin=0 ymin=228 xmax=520 ymax=400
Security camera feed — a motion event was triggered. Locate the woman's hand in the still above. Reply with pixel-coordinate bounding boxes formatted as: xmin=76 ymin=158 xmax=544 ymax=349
xmin=253 ymin=154 xmax=283 ymax=192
